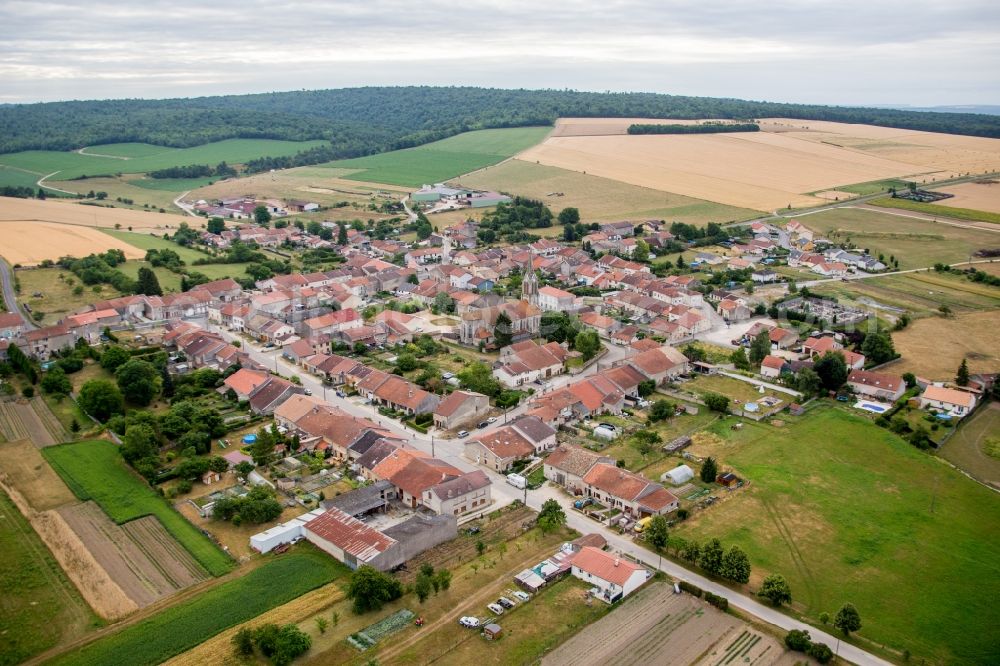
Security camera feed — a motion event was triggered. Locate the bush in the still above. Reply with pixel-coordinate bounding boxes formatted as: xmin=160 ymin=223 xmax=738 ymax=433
xmin=704 ymin=591 xmax=728 ymax=610
xmin=808 ymin=642 xmax=834 ymax=664
xmin=784 ymin=629 xmax=812 ymax=652
xmin=678 ymin=581 xmax=703 ymax=597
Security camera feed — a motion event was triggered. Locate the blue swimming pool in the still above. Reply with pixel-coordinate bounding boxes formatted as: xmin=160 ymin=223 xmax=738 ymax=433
xmin=855 ymin=401 xmax=888 ymax=413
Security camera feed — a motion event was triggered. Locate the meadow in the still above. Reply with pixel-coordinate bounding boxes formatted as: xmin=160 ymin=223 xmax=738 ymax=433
xmin=320 ymin=127 xmax=551 ymax=187
xmin=870 ymin=196 xmax=1000 ymax=224
xmin=0 ymin=138 xmax=329 ymax=182
xmin=675 ymin=405 xmax=1000 ymax=664
xmin=0 ymin=490 xmax=99 ymax=665
xmin=889 ymin=309 xmax=1000 ymax=378
xmin=792 ymin=207 xmax=1000 ymax=268
xmin=937 ymin=402 xmax=1000 ymax=489
xmin=128 ymin=176 xmax=219 ymax=192
xmin=47 ymin=549 xmax=347 ymax=666
xmin=456 ymin=159 xmax=758 ymax=223
xmin=42 ymin=440 xmax=233 ymax=576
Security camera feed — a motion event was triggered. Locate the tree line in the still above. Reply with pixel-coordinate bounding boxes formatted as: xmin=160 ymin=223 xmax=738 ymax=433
xmin=3 ymin=86 xmax=999 ymax=159
xmin=627 ymin=123 xmax=760 ymax=134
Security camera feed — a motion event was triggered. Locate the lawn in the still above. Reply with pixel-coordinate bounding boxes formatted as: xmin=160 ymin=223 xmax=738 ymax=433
xmin=870 ymin=196 xmax=1000 ymax=224
xmin=0 ymin=490 xmax=99 ymax=665
xmin=0 ymin=139 xmax=329 ymax=182
xmin=16 ymin=267 xmax=123 ymax=321
xmin=47 ymin=548 xmax=347 ymax=666
xmin=680 ymin=374 xmax=788 ymax=406
xmin=938 ymin=402 xmax=1000 ymax=488
xmin=835 ymin=179 xmax=913 ymax=196
xmin=791 ymin=207 xmax=1000 ymax=269
xmin=119 ymin=261 xmax=183 ymax=292
xmin=41 ymin=440 xmax=233 ymax=576
xmin=102 ymin=230 xmax=212 ymax=264
xmin=320 ymin=127 xmax=551 ymax=187
xmin=673 ymin=405 xmax=1000 ymax=665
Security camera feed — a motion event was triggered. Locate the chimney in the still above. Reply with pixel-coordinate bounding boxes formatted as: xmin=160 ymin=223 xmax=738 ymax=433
xmin=614 ymin=559 xmax=620 ymax=567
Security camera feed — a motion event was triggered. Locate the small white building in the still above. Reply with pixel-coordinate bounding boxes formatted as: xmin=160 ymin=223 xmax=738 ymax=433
xmin=249 ymin=508 xmax=324 ymax=553
xmin=571 ymin=546 xmax=649 ymax=603
xmin=661 ymin=464 xmax=694 ymax=486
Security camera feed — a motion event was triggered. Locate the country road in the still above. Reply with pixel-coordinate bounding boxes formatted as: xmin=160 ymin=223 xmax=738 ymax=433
xmin=0 ymin=259 xmax=36 ymax=330
xmin=173 ymin=191 xmax=199 ymax=217
xmin=36 ymin=171 xmax=77 ymax=196
xmin=205 ymin=322 xmax=891 ymax=666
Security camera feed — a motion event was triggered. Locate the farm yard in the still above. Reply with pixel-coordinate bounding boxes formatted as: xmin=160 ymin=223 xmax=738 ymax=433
xmin=42 ymin=440 xmax=234 ymax=576
xmin=455 ymin=159 xmax=757 ymax=224
xmin=515 ymin=118 xmax=1000 ymax=212
xmin=0 ymin=220 xmax=145 ymax=265
xmin=543 ymin=583 xmax=792 ymax=666
xmin=47 ymin=549 xmax=348 ymax=666
xmin=320 ymin=127 xmax=551 ymax=188
xmin=938 ymin=402 xmax=1000 ymax=489
xmin=673 ymin=405 xmax=1000 ymax=665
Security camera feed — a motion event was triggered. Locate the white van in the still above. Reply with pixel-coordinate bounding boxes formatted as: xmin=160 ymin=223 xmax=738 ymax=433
xmin=506 ymin=473 xmax=527 ymax=489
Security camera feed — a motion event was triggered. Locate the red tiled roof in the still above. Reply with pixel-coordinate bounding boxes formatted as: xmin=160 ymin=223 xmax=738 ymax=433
xmin=571 ymin=546 xmax=646 ymax=586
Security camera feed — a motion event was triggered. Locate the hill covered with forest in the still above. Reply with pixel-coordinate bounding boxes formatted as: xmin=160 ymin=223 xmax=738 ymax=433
xmin=3 ymin=87 xmax=1000 ymax=170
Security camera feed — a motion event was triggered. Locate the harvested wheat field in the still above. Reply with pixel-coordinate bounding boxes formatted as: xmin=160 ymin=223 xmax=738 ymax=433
xmin=890 ymin=310 xmax=1000 ymax=379
xmin=0 ymin=219 xmax=145 ymax=264
xmin=550 ymin=117 xmax=708 ymax=137
xmin=543 ymin=583 xmax=792 ymax=666
xmin=58 ymin=502 xmax=208 ymax=607
xmin=517 ymin=118 xmax=1000 ymax=212
xmin=0 ymin=195 xmax=190 ymax=231
xmin=0 ymin=439 xmax=76 ymax=510
xmin=935 ymin=181 xmax=1000 ymax=214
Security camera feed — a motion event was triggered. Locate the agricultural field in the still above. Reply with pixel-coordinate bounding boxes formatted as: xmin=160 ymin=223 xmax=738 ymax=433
xmin=674 ymin=405 xmax=1000 ymax=665
xmin=320 ymin=127 xmax=551 ymax=187
xmin=129 ymin=176 xmax=219 ymax=192
xmin=0 ymin=139 xmax=329 ymax=182
xmin=52 ymin=176 xmax=186 ymax=211
xmin=934 ymin=180 xmax=1000 ymax=214
xmin=0 ymin=220 xmax=145 ymax=266
xmin=47 ymin=548 xmax=347 ymax=666
xmin=791 ymin=206 xmax=1000 ymax=269
xmin=101 ymin=230 xmax=213 ymax=263
xmin=869 ymin=195 xmax=1000 ymax=225
xmin=0 ymin=398 xmax=67 ymax=446
xmin=42 ymin=440 xmax=234 ymax=576
xmin=0 ymin=490 xmax=99 ymax=666
xmin=0 ymin=164 xmax=50 ymax=191
xmin=455 ymin=159 xmax=757 ymax=223
xmin=0 ymin=196 xmax=192 ymax=231
xmin=517 ymin=118 xmax=1000 ymax=212
xmin=938 ymin=402 xmax=1000 ymax=489
xmin=543 ymin=583 xmax=791 ymax=666
xmin=890 ymin=310 xmax=1000 ymax=378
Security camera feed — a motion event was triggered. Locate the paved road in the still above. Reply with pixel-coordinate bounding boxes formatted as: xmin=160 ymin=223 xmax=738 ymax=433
xmin=208 ymin=324 xmax=889 ymax=665
xmin=0 ymin=260 xmax=35 ymax=330
xmin=173 ymin=191 xmax=199 ymax=217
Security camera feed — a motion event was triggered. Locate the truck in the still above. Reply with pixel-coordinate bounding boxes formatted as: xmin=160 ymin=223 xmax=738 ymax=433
xmin=506 ymin=473 xmax=527 ymax=489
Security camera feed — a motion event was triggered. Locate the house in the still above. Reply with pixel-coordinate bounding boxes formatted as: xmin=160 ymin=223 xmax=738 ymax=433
xmin=537 ymin=285 xmax=577 ymax=312
xmin=464 ymin=416 xmax=557 ymax=472
xmin=422 ymin=470 xmax=492 ymax=518
xmin=760 ymin=355 xmax=786 ymax=379
xmin=494 ymin=340 xmax=568 ymax=388
xmin=578 ymin=311 xmax=620 ymax=338
xmin=0 ymin=312 xmax=25 ymax=339
xmin=371 ymin=448 xmax=463 ymax=509
xmin=718 ymin=299 xmax=751 ymax=322
xmin=581 ymin=463 xmax=678 ymax=517
xmin=716 ymin=472 xmax=740 ymax=488
xmin=543 ymin=445 xmax=614 ymax=495
xmin=432 ymin=390 xmax=490 ymax=430
xmin=802 ymin=336 xmax=842 ymax=358
xmin=752 ymin=269 xmax=778 ymax=283
xmin=222 ymin=368 xmax=272 ymax=400
xmin=768 ymin=327 xmax=798 ymax=350
xmin=919 ymin=385 xmax=977 ymax=418
xmin=570 ymin=546 xmax=649 ymax=603
xmin=847 ymin=370 xmax=905 ymax=402
xmin=371 ymin=376 xmax=440 ymax=415
xmin=626 ymin=346 xmax=689 ymax=385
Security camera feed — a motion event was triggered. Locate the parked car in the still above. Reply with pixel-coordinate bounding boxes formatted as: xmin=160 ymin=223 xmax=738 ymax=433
xmin=478 ymin=421 xmax=489 ymax=429
xmin=335 ymin=390 xmax=346 ymax=398
xmin=513 ymin=590 xmax=531 ymax=602
xmin=457 ymin=430 xmax=469 ymax=438
xmin=487 ymin=603 xmax=504 ymax=615
xmin=304 ymin=389 xmax=313 ymax=396
xmin=487 ymin=416 xmax=497 ymax=423
xmin=459 ymin=616 xmax=480 ymax=628
xmin=574 ymin=497 xmax=594 ymax=509
xmin=497 ymin=597 xmax=515 ymax=609
xmin=599 ymin=423 xmax=617 ymax=431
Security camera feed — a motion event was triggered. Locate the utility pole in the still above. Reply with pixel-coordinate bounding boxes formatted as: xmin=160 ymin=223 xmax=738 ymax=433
xmin=431 ymin=434 xmax=435 ymax=458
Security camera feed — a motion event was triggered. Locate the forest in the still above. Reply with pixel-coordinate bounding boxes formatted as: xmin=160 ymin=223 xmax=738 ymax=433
xmin=628 ymin=123 xmax=760 ymax=134
xmin=3 ymin=87 xmax=1000 ymax=165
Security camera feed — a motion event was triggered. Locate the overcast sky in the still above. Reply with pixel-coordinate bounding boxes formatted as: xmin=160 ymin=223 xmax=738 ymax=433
xmin=1 ymin=0 xmax=998 ymax=106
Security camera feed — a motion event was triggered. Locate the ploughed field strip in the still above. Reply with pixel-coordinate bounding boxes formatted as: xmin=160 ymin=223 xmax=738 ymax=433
xmin=58 ymin=501 xmax=208 ymax=607
xmin=0 ymin=399 xmax=66 ymax=446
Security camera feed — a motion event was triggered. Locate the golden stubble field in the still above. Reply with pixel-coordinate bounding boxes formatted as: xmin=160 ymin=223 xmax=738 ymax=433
xmin=934 ymin=181 xmax=1000 ymax=213
xmin=516 ymin=119 xmax=1000 ymax=212
xmin=0 ymin=219 xmax=145 ymax=265
xmin=0 ymin=196 xmax=191 ymax=230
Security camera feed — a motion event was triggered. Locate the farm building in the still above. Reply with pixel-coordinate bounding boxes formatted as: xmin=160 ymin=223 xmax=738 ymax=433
xmin=249 ymin=508 xmax=325 ymax=553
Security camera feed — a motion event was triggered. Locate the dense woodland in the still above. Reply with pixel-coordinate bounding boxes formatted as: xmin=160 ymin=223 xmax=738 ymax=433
xmin=3 ymin=87 xmax=1000 ymax=167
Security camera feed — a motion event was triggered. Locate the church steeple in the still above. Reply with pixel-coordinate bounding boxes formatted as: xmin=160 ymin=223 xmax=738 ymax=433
xmin=521 ymin=252 xmax=539 ymax=306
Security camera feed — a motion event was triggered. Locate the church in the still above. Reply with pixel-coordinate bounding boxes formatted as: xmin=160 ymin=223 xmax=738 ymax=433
xmin=459 ymin=255 xmax=542 ymax=347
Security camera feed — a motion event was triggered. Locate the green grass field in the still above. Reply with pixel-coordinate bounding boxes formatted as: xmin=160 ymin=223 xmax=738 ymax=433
xmin=870 ymin=196 xmax=1000 ymax=224
xmin=456 ymin=158 xmax=759 ymax=224
xmin=0 ymin=490 xmax=99 ymax=665
xmin=127 ymin=176 xmax=219 ymax=192
xmin=102 ymin=230 xmax=212 ymax=263
xmin=811 ymin=270 xmax=1000 ymax=317
xmin=42 ymin=440 xmax=233 ymax=576
xmin=320 ymin=127 xmax=551 ymax=187
xmin=675 ymin=405 xmax=1000 ymax=664
xmin=835 ymin=179 xmax=913 ymax=196
xmin=103 ymin=231 xmax=249 ymax=282
xmin=79 ymin=143 xmax=178 ymax=159
xmin=791 ymin=207 xmax=999 ymax=269
xmin=48 ymin=548 xmax=347 ymax=666
xmin=938 ymin=402 xmax=1000 ymax=488
xmin=0 ymin=164 xmax=43 ymax=190
xmin=0 ymin=139 xmax=328 ymax=182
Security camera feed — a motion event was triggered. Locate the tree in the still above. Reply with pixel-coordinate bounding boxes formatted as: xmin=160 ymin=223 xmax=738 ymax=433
xmin=956 ymin=358 xmax=970 ymax=386
xmin=700 ymin=457 xmax=718 ymax=483
xmin=494 ymin=312 xmax=514 ymax=348
xmin=632 ymin=429 xmax=661 ymax=456
xmin=207 ymin=217 xmax=225 ymax=234
xmin=574 ymin=329 xmax=601 ymax=361
xmin=902 ymin=372 xmax=917 ymax=388
xmin=115 ymin=359 xmax=160 ymax=406
xmin=434 ymin=569 xmax=452 ymax=591
xmin=346 ymin=566 xmax=403 ymax=614
xmin=749 ymin=331 xmax=771 ymax=366
xmin=232 ymin=627 xmax=255 ymax=656
xmin=415 ymin=571 xmax=432 ymax=602
xmin=235 ymin=460 xmax=255 ymax=477
xmin=537 ymin=498 xmax=567 ymax=533
xmin=784 ymin=629 xmax=812 ymax=652
xmin=861 ymin=329 xmax=896 ymax=365
xmin=254 ymin=205 xmax=271 ymax=226
xmin=720 ymin=545 xmax=751 ymax=583
xmin=702 ymin=392 xmax=730 ymax=413
xmin=395 ymin=353 xmax=418 ymax=372
xmin=270 ymin=624 xmax=312 ymax=666
xmin=730 ymin=347 xmax=751 ymax=370
xmin=758 ymin=574 xmax=792 ymax=606
xmin=645 ymin=515 xmax=670 ymax=569
xmin=457 ymin=361 xmax=501 ymax=397
xmin=100 ymin=345 xmax=131 ymax=372
xmin=699 ymin=538 xmax=724 ymax=575
xmin=135 ymin=266 xmax=163 ymax=296
xmin=122 ymin=423 xmax=159 ymax=464
xmin=814 ymin=351 xmax=848 ymax=392
xmin=807 ymin=643 xmax=834 ymax=664
xmin=795 ymin=367 xmax=822 ymax=396
xmin=681 ymin=540 xmax=701 ymax=563
xmin=648 ymin=399 xmax=674 ymax=422
xmin=77 ymin=379 xmax=124 ymax=421
xmin=638 ymin=379 xmax=656 ymax=397
xmin=633 ymin=239 xmax=650 ymax=262
xmin=558 ymin=207 xmax=580 ymax=226
xmin=337 ymin=222 xmax=348 ymax=245
xmin=433 ymin=292 xmax=455 ymax=314
xmin=834 ymin=602 xmax=862 ymax=635
xmin=315 ymin=617 xmax=329 ymax=634
xmin=250 ymin=427 xmax=278 ymax=466
xmin=40 ymin=367 xmax=72 ymax=396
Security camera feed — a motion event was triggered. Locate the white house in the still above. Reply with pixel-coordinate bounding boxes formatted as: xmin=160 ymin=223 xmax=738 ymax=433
xmin=919 ymin=385 xmax=977 ymax=418
xmin=571 ymin=546 xmax=649 ymax=603
xmin=537 ymin=285 xmax=577 ymax=312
